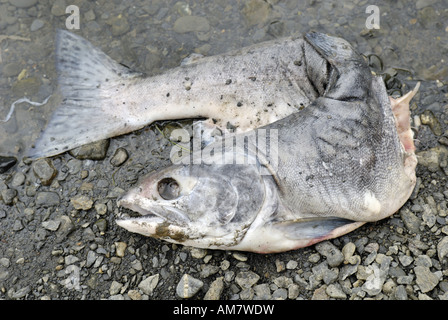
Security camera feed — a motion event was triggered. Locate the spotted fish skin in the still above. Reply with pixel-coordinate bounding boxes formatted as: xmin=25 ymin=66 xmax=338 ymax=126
xmin=117 ymin=33 xmax=419 ymax=253
xmin=29 ymin=30 xmax=333 ymax=159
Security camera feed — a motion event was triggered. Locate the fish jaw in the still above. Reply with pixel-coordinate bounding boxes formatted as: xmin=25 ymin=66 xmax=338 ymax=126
xmin=116 ymin=163 xmax=270 ymax=250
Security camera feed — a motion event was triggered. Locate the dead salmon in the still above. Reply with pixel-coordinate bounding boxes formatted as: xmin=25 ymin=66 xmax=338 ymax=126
xmin=29 ymin=30 xmax=335 ymax=158
xmin=117 ymin=32 xmax=419 ymax=253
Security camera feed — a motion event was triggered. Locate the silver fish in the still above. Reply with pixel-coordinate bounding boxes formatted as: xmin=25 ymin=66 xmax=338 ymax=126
xmin=29 ymin=29 xmax=334 ymax=158
xmin=117 ymin=32 xmax=420 ymax=253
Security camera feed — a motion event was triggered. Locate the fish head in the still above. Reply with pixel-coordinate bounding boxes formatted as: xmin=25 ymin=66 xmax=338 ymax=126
xmin=117 ymin=162 xmax=277 ymax=249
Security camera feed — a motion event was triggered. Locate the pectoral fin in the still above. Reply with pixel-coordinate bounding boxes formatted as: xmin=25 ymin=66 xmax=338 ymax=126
xmin=274 ymin=217 xmax=365 ymax=244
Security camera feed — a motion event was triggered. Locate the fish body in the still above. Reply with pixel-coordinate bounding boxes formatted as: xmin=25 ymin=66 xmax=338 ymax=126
xmin=30 ymin=30 xmax=331 ymax=158
xmin=117 ymin=33 xmax=419 ymax=253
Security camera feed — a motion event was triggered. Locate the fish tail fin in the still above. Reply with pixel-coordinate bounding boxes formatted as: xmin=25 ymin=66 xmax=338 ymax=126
xmin=28 ymin=29 xmax=142 ymax=159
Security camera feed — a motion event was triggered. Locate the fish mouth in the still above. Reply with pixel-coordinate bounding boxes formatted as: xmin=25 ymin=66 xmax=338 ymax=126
xmin=116 ymin=190 xmax=192 ymax=241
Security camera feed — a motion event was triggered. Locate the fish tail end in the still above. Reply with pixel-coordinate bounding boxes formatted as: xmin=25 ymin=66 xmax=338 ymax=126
xmin=28 ymin=30 xmax=142 ymax=159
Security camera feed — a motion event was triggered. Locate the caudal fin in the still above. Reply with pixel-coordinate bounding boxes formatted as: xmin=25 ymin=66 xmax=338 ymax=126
xmin=28 ymin=30 xmax=142 ymax=159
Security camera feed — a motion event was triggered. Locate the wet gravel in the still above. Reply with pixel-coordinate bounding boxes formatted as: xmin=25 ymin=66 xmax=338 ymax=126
xmin=1 ymin=0 xmax=448 ymax=301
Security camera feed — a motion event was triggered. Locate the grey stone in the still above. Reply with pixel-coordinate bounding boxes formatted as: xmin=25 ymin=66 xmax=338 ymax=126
xmin=109 ymin=281 xmax=123 ymax=295
xmin=416 ymin=146 xmax=448 ymax=172
xmin=362 ymin=257 xmax=392 ymax=296
xmin=9 ymin=286 xmax=30 ymax=299
xmin=33 ymin=159 xmax=57 ymax=186
xmin=200 ymin=264 xmax=219 ymax=278
xmin=13 ymin=219 xmax=23 ymax=231
xmin=204 ymin=277 xmax=224 ymax=300
xmin=86 ymin=250 xmax=97 ymax=268
xmin=416 ymin=0 xmax=440 ymax=10
xmin=315 ymin=241 xmax=344 ymax=267
xmin=326 ymin=283 xmax=347 ymax=299
xmin=394 ymin=285 xmax=408 ymax=300
xmin=272 ymin=288 xmax=288 ymax=300
xmin=115 ymin=242 xmax=127 ymax=257
xmin=1 ymin=189 xmax=17 ymax=205
xmin=273 ymin=276 xmax=293 ymax=288
xmin=286 ymin=260 xmax=298 ymax=269
xmin=415 ymin=255 xmax=432 ymax=267
xmin=9 ymin=0 xmax=37 ymax=8
xmin=108 ymin=15 xmax=130 ymax=36
xmin=420 ymin=110 xmax=442 ymax=136
xmin=398 ymin=255 xmax=414 ymax=267
xmin=288 ymin=283 xmax=300 ymax=299
xmin=11 ymin=172 xmax=25 ymax=187
xmin=138 ymin=274 xmax=159 ymax=295
xmin=50 ymin=0 xmax=66 ymax=16
xmin=0 ymin=258 xmax=10 ymax=268
xmin=65 ymin=255 xmax=79 ymax=265
xmin=176 ymin=274 xmax=203 ymax=298
xmin=30 ymin=19 xmax=44 ymax=31
xmin=42 ymin=220 xmax=61 ymax=231
xmin=71 ymin=195 xmax=93 ymax=210
xmin=235 ymin=271 xmax=260 ymax=289
xmin=241 ymin=0 xmax=271 ymax=26
xmin=110 ymin=148 xmax=129 ymax=167
xmin=173 ymin=16 xmax=210 ymax=33
xmin=437 ymin=236 xmax=448 ymax=261
xmin=253 ymin=283 xmax=271 ymax=299
xmin=69 ymin=139 xmax=110 ymax=160
xmin=1 ymin=63 xmax=21 ymax=77
xmin=414 ymin=266 xmax=440 ymax=293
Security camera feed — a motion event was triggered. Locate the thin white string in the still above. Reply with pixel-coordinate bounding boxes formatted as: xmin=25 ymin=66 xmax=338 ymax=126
xmin=0 ymin=95 xmax=51 ymax=123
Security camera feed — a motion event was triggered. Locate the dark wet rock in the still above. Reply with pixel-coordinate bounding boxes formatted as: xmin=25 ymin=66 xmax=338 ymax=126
xmin=50 ymin=0 xmax=66 ymax=16
xmin=110 ymin=148 xmax=129 ymax=167
xmin=8 ymin=0 xmax=37 ymax=8
xmin=0 ymin=156 xmax=17 ymax=174
xmin=11 ymin=77 xmax=42 ymax=96
xmin=33 ymin=158 xmax=57 ymax=186
xmin=173 ymin=16 xmax=210 ymax=33
xmin=30 ymin=19 xmax=45 ymax=32
xmin=108 ymin=15 xmax=130 ymax=36
xmin=242 ymin=0 xmax=271 ymax=26
xmin=35 ymin=191 xmax=60 ymax=207
xmin=416 ymin=0 xmax=439 ymax=10
xmin=69 ymin=139 xmax=110 ymax=160
xmin=1 ymin=189 xmax=17 ymax=205
xmin=417 ymin=6 xmax=438 ymax=29
xmin=176 ymin=274 xmax=204 ymax=298
xmin=2 ymin=63 xmax=22 ymax=77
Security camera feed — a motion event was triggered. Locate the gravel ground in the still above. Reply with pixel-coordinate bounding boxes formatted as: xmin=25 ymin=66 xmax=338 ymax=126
xmin=1 ymin=0 xmax=448 ymax=301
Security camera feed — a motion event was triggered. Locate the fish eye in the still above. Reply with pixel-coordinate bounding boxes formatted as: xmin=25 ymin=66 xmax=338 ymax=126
xmin=157 ymin=177 xmax=181 ymax=200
